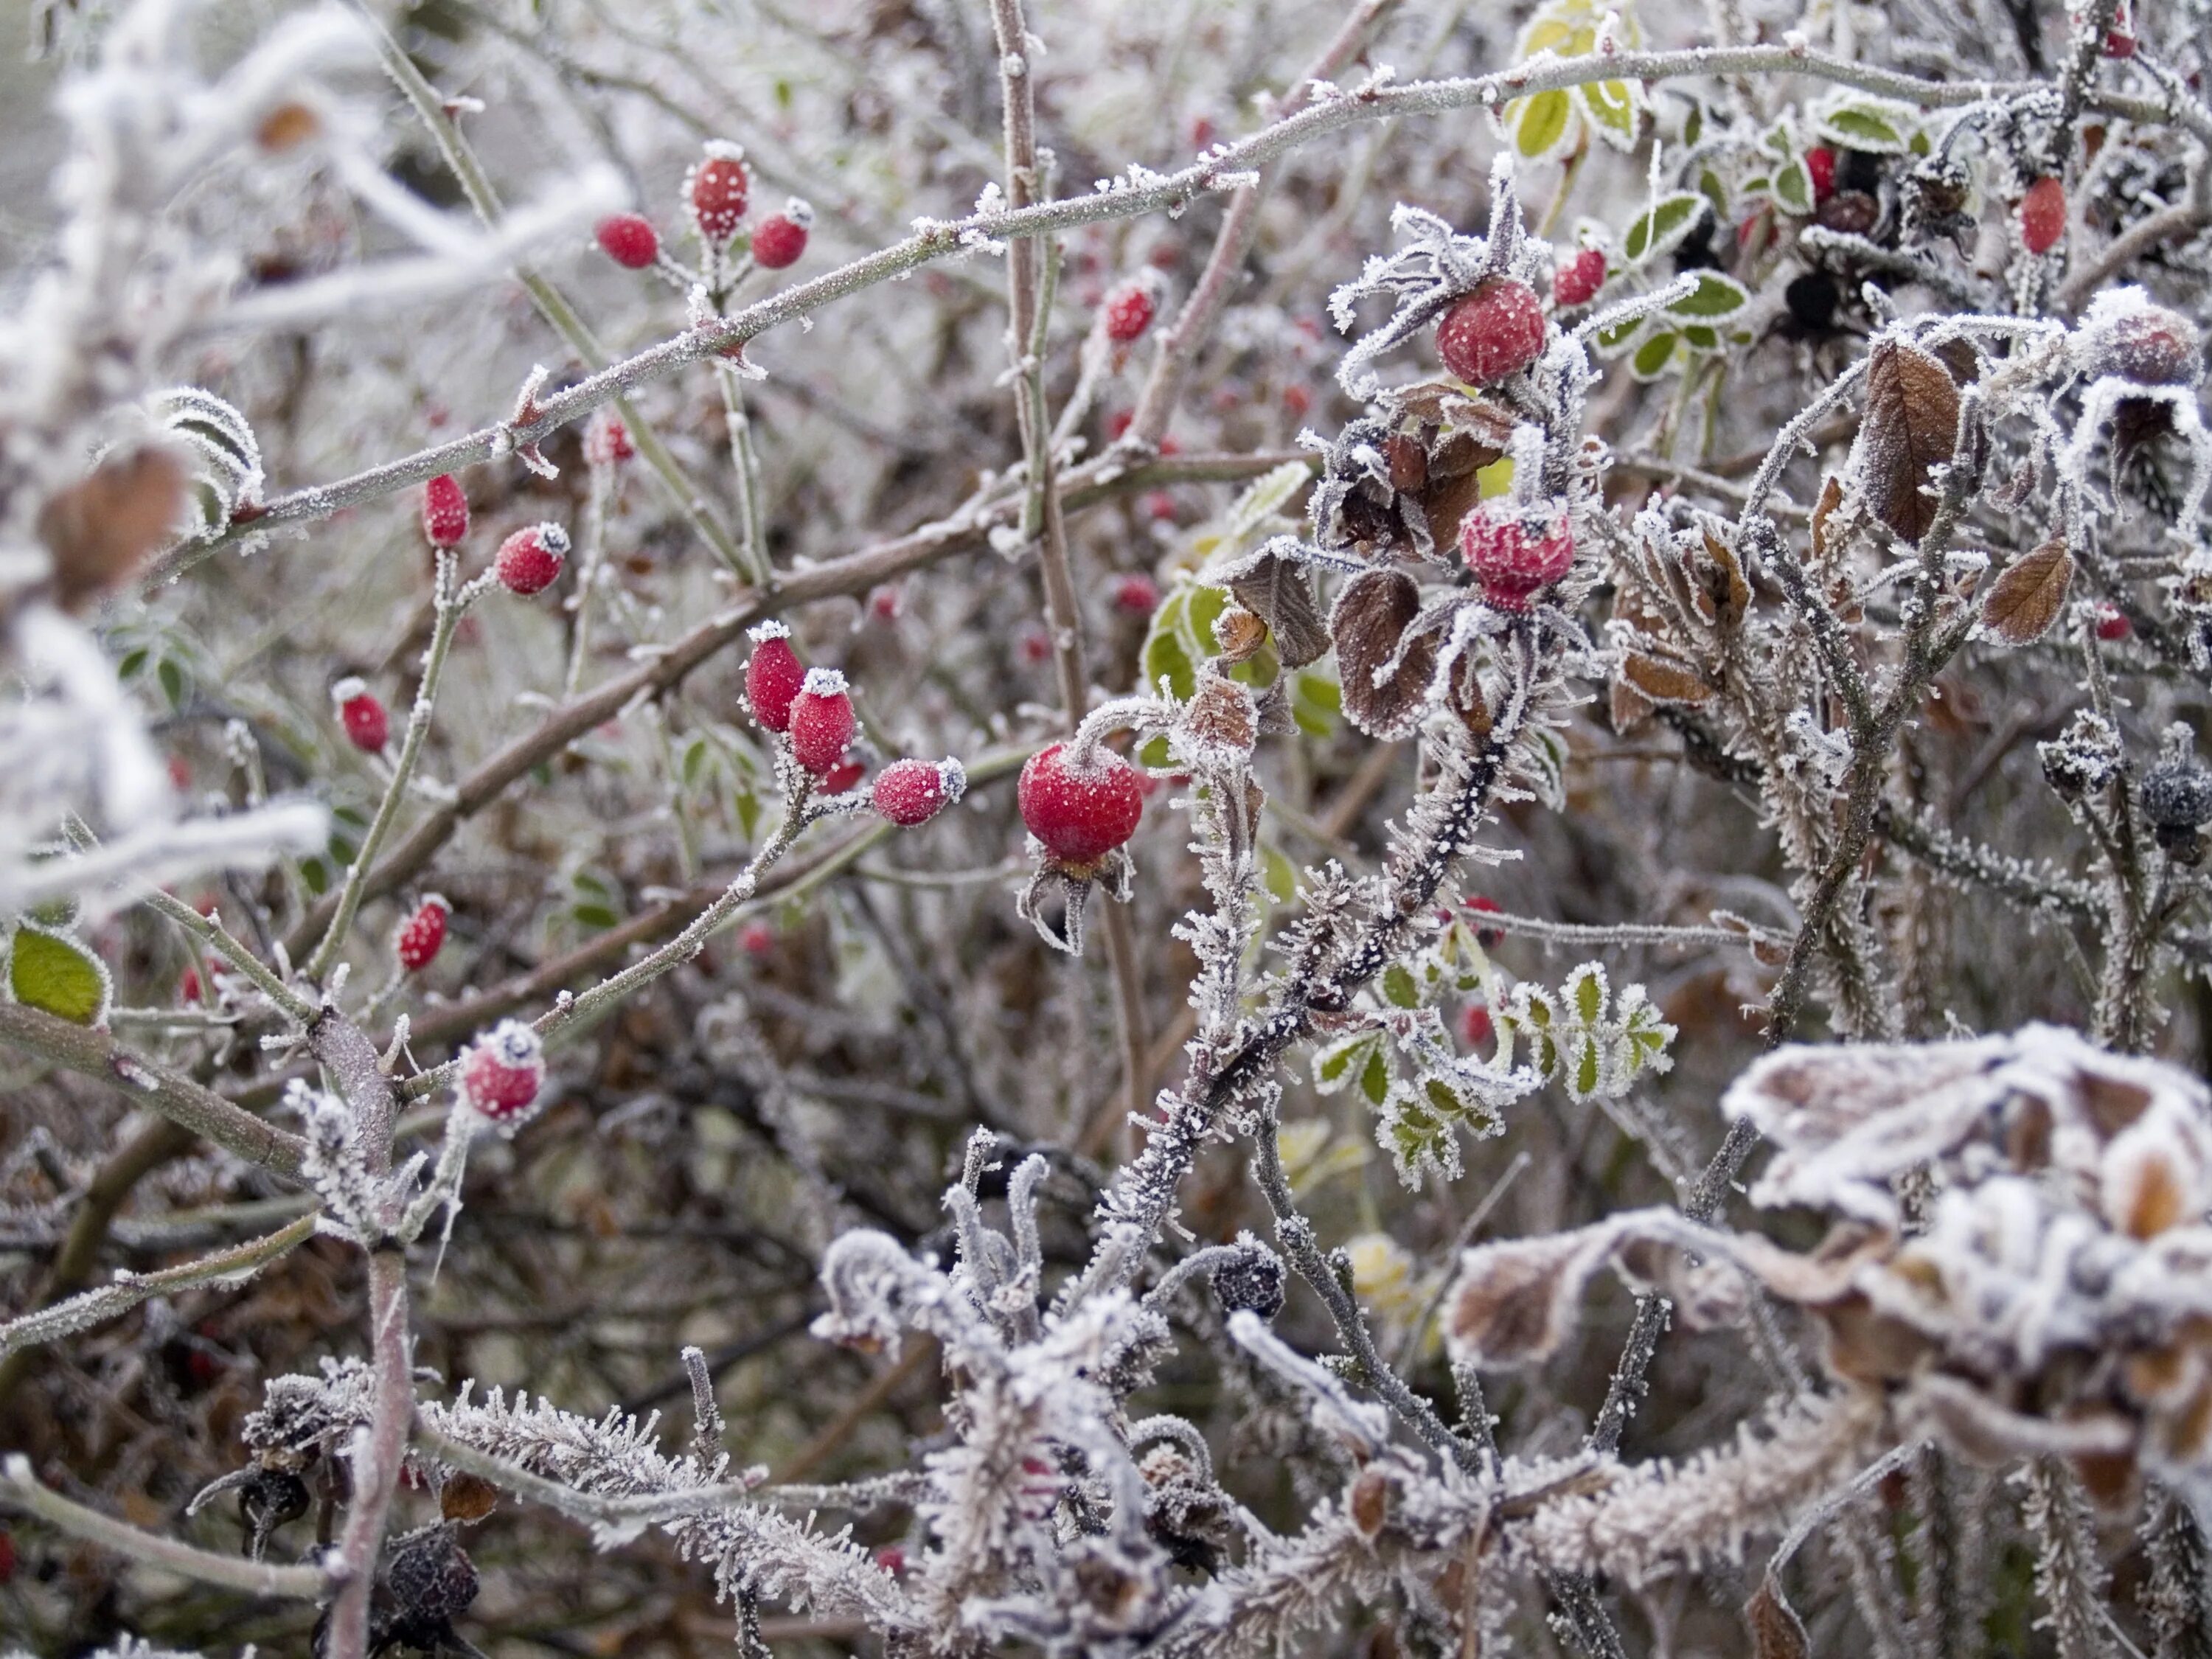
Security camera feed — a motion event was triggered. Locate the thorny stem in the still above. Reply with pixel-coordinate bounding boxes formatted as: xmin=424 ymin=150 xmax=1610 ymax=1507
xmin=152 ymin=45 xmax=2195 ymax=582
xmin=305 ymin=555 xmax=490 ymax=985
xmin=0 ymin=1455 xmax=333 ymax=1601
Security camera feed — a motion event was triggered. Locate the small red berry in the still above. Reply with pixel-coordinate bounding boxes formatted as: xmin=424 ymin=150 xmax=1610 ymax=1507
xmin=179 ymin=964 xmax=202 ymax=1004
xmin=821 ymin=757 xmax=866 ymax=795
xmin=1158 ymin=435 xmax=1181 ymax=456
xmin=875 ymin=1547 xmax=906 ymax=1576
xmin=595 ymin=213 xmax=660 ymax=269
xmin=1111 ymin=573 xmax=1161 ymax=616
xmin=333 ymin=677 xmax=389 ymax=753
xmin=1107 ymin=410 xmax=1134 ymax=441
xmin=738 ymin=919 xmax=776 ymax=958
xmin=689 ymin=143 xmax=750 ymax=245
xmin=395 ymin=895 xmax=451 ymax=973
xmin=1465 ymin=894 xmax=1506 ymax=949
xmin=2020 ymin=176 xmax=2067 ymax=255
xmin=788 ymin=668 xmax=858 ymax=776
xmin=874 ymin=757 xmax=966 ymax=827
xmin=1804 ymin=146 xmax=1838 ymax=204
xmin=422 ymin=475 xmax=469 ymax=549
xmin=1461 ymin=1002 xmax=1494 ymax=1048
xmin=1019 ymin=742 xmax=1145 ymax=870
xmin=1102 ymin=279 xmax=1157 ymax=344
xmin=869 ymin=584 xmax=903 ymax=622
xmin=1144 ymin=490 xmax=1178 ymax=522
xmin=459 ymin=1020 xmax=546 ymax=1128
xmin=1282 ymin=383 xmax=1313 ymax=418
xmin=1552 ymin=246 xmax=1607 ymax=308
xmin=1017 ymin=627 xmax=1054 ymax=666
xmin=745 ymin=622 xmax=807 ymax=732
xmin=2093 ymin=602 xmax=2132 ymax=642
xmin=584 ymin=411 xmax=634 ymax=465
xmin=752 ymin=199 xmax=813 ymax=268
xmin=495 ymin=523 xmax=569 ymax=595
xmin=1461 ymin=504 xmax=1575 ymax=612
xmin=167 ymin=753 xmax=192 ymax=790
xmin=1436 ymin=276 xmax=1547 ymax=385
xmin=2077 ymin=291 xmax=2205 ymax=387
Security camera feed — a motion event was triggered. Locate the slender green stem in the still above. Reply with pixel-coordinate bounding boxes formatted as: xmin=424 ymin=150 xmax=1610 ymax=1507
xmin=142 ymin=885 xmax=316 ymax=1024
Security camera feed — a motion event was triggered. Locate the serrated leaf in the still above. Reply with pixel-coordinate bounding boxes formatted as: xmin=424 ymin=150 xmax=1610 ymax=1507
xmin=1853 ymin=341 xmax=1959 ymax=542
xmin=1980 ymin=539 xmax=2073 ymax=644
xmin=1360 ymin=1045 xmax=1391 ymax=1107
xmin=1568 ymin=1032 xmax=1603 ymax=1100
xmin=1666 ymin=271 xmax=1750 ymax=318
xmin=1567 ymin=962 xmax=1607 ymax=1026
xmin=1315 ymin=1029 xmax=1382 ymax=1091
xmin=10 ymin=925 xmax=111 ymax=1026
xmin=1509 ymin=88 xmax=1575 ymax=160
xmin=1224 ymin=462 xmax=1313 ymax=540
xmin=1623 ymin=192 xmax=1708 ymax=265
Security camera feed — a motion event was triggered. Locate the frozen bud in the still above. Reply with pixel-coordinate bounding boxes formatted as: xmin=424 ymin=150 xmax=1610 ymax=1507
xmin=1436 ymin=276 xmax=1546 ymax=385
xmin=751 ymin=198 xmax=813 ymax=269
xmin=687 ymin=142 xmax=750 ymax=245
xmin=594 ymin=213 xmax=660 ymax=270
xmin=394 ymin=895 xmax=450 ymax=973
xmin=1020 ymin=742 xmax=1145 ymax=870
xmin=1209 ymin=1240 xmax=1287 ymax=1321
xmin=495 ymin=523 xmax=568 ymax=595
xmin=744 ymin=621 xmax=807 ymax=733
xmin=873 ymin=757 xmax=966 ymax=827
xmin=460 ymin=1020 xmax=546 ymax=1129
xmin=333 ymin=677 xmax=389 ymax=753
xmin=2039 ymin=709 xmax=2123 ymax=800
xmin=787 ymin=667 xmax=858 ymax=776
xmin=1461 ymin=502 xmax=1575 ymax=612
xmin=583 ymin=410 xmax=634 ymax=466
xmin=2076 ymin=288 xmax=2205 ymax=388
xmin=421 ymin=474 xmax=469 ymax=549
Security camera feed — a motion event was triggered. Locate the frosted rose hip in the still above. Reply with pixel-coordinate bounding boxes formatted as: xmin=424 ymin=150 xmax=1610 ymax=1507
xmin=394 ymin=896 xmax=450 ymax=973
xmin=874 ymin=757 xmax=967 ymax=827
xmin=1551 ymin=248 xmax=1607 ymax=308
xmin=1436 ymin=277 xmax=1546 ymax=385
xmin=744 ymin=622 xmax=806 ymax=732
xmin=1103 ymin=279 xmax=1157 ymax=344
xmin=595 ymin=214 xmax=659 ymax=270
xmin=422 ymin=475 xmax=469 ymax=549
xmin=787 ymin=667 xmax=857 ymax=776
xmin=752 ymin=199 xmax=813 ymax=269
xmin=1020 ymin=742 xmax=1144 ymax=869
xmin=495 ymin=524 xmax=568 ymax=595
xmin=460 ymin=1020 xmax=546 ymax=1127
xmin=2020 ymin=177 xmax=2067 ymax=255
xmin=1461 ymin=504 xmax=1574 ymax=612
xmin=689 ymin=143 xmax=749 ymax=244
xmin=333 ymin=678 xmax=389 ymax=753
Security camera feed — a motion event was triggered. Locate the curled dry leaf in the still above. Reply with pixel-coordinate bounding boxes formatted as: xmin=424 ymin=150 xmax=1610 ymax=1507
xmin=1701 ymin=529 xmax=1752 ymax=630
xmin=1745 ymin=1571 xmax=1812 ymax=1659
xmin=37 ymin=445 xmax=188 ymax=611
xmin=1445 ymin=1231 xmax=1616 ymax=1370
xmin=1979 ymin=539 xmax=2073 ymax=645
xmin=1221 ymin=547 xmax=1329 ymax=667
xmin=1852 ymin=341 xmax=1960 ymax=542
xmin=1331 ymin=568 xmax=1436 ymax=740
xmin=1810 ymin=475 xmax=1846 ymax=564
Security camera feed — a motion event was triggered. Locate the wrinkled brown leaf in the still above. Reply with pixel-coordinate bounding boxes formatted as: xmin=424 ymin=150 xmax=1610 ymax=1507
xmin=1331 ymin=569 xmax=1436 ymax=740
xmin=1349 ymin=1469 xmax=1391 ymax=1538
xmin=38 ymin=445 xmax=187 ymax=611
xmin=1745 ymin=1571 xmax=1810 ymax=1659
xmin=1702 ymin=529 xmax=1752 ymax=629
xmin=1854 ymin=341 xmax=1960 ymax=542
xmin=1419 ymin=429 xmax=1506 ymax=554
xmin=1446 ymin=1232 xmax=1611 ymax=1369
xmin=1223 ymin=549 xmax=1329 ymax=667
xmin=1621 ymin=652 xmax=1715 ymax=705
xmin=1609 ymin=675 xmax=1655 ymax=734
xmin=1980 ymin=539 xmax=2073 ymax=644
xmin=1810 ymin=475 xmax=1845 ymax=564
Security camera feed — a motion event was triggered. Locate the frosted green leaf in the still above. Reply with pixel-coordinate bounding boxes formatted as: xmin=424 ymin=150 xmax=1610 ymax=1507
xmin=1382 ymin=963 xmax=1422 ymax=1009
xmin=1509 ymin=89 xmax=1574 ymax=161
xmin=1773 ymin=159 xmax=1813 ymax=214
xmin=1665 ymin=272 xmax=1750 ymax=318
xmin=1630 ymin=330 xmax=1682 ymax=381
xmin=1816 ymin=99 xmax=1913 ymax=153
xmin=1568 ymin=961 xmax=1607 ymax=1026
xmin=1622 ymin=192 xmax=1708 ymax=264
xmin=9 ymin=925 xmax=111 ymax=1026
xmin=1577 ymin=79 xmax=1641 ymax=149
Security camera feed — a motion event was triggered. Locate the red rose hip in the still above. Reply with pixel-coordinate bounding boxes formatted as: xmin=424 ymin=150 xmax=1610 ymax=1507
xmin=333 ymin=678 xmax=389 ymax=753
xmin=460 ymin=1020 xmax=546 ymax=1128
xmin=395 ymin=895 xmax=450 ymax=973
xmin=2020 ymin=177 xmax=2067 ymax=255
xmin=1020 ymin=742 xmax=1145 ymax=869
xmin=1103 ymin=279 xmax=1157 ymax=345
xmin=787 ymin=667 xmax=858 ymax=776
xmin=689 ymin=143 xmax=750 ymax=245
xmin=745 ymin=622 xmax=806 ymax=731
xmin=752 ymin=199 xmax=813 ymax=269
xmin=874 ymin=757 xmax=967 ymax=827
xmin=422 ymin=475 xmax=469 ymax=549
xmin=1461 ymin=504 xmax=1575 ymax=612
xmin=1552 ymin=247 xmax=1607 ymax=308
xmin=1436 ymin=276 xmax=1547 ymax=385
xmin=495 ymin=524 xmax=568 ymax=595
xmin=595 ymin=213 xmax=660 ymax=269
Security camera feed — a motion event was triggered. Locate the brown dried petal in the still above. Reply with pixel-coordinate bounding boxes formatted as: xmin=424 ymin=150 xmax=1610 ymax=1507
xmin=1854 ymin=341 xmax=1961 ymax=542
xmin=1349 ymin=1469 xmax=1391 ymax=1539
xmin=1980 ymin=539 xmax=2073 ymax=645
xmin=38 ymin=445 xmax=187 ymax=612
xmin=1331 ymin=569 xmax=1436 ymax=740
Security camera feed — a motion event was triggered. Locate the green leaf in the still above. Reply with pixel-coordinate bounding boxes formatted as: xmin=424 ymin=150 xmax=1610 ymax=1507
xmin=1567 ymin=962 xmax=1608 ymax=1026
xmin=1360 ymin=1046 xmax=1391 ymax=1107
xmin=1569 ymin=1032 xmax=1603 ymax=1100
xmin=1509 ymin=88 xmax=1574 ymax=161
xmin=1665 ymin=271 xmax=1750 ymax=317
xmin=1290 ymin=667 xmax=1340 ymax=737
xmin=1222 ymin=462 xmax=1313 ymax=542
xmin=1773 ymin=158 xmax=1813 ymax=214
xmin=1816 ymin=99 xmax=1913 ymax=153
xmin=157 ymin=657 xmax=187 ymax=711
xmin=1577 ymin=78 xmax=1641 ymax=148
xmin=1592 ymin=315 xmax=1645 ymax=358
xmin=681 ymin=736 xmax=712 ymax=792
xmin=572 ymin=903 xmax=620 ymax=931
xmin=1382 ymin=963 xmax=1422 ymax=1009
xmin=734 ymin=787 xmax=762 ymax=840
xmin=300 ymin=856 xmax=330 ymax=896
xmin=1315 ymin=1029 xmax=1381 ymax=1091
xmin=1261 ymin=846 xmax=1298 ymax=904
xmin=1622 ymin=192 xmax=1707 ymax=265
xmin=1630 ymin=330 xmax=1682 ymax=381
xmin=1141 ymin=611 xmax=1198 ymax=702
xmin=9 ymin=925 xmax=111 ymax=1026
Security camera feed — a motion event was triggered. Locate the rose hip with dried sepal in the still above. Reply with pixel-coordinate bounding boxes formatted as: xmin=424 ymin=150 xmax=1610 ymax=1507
xmin=594 ymin=213 xmax=660 ymax=270
xmin=687 ymin=142 xmax=749 ymax=245
xmin=1436 ymin=276 xmax=1546 ymax=385
xmin=1461 ymin=502 xmax=1575 ymax=612
xmin=1020 ymin=742 xmax=1145 ymax=872
xmin=744 ymin=622 xmax=807 ymax=732
xmin=333 ymin=677 xmax=389 ymax=753
xmin=459 ymin=1019 xmax=547 ymax=1130
xmin=422 ymin=475 xmax=469 ymax=549
xmin=788 ymin=667 xmax=858 ymax=776
xmin=752 ymin=198 xmax=813 ymax=269
xmin=394 ymin=895 xmax=451 ymax=973
xmin=495 ymin=524 xmax=568 ymax=596
xmin=873 ymin=757 xmax=967 ymax=827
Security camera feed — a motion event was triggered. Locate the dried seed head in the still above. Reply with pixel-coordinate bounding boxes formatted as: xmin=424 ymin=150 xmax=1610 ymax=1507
xmin=1209 ymin=1240 xmax=1287 ymax=1321
xmin=381 ymin=1523 xmax=479 ymax=1644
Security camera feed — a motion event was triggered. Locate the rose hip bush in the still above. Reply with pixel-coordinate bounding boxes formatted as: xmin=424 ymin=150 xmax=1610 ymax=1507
xmin=3 ymin=0 xmax=2212 ymax=1655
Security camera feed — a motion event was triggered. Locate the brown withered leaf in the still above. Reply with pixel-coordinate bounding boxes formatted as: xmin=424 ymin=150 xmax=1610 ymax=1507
xmin=1810 ymin=475 xmax=1845 ymax=565
xmin=1702 ymin=529 xmax=1751 ymax=629
xmin=1621 ymin=652 xmax=1715 ymax=706
xmin=1222 ymin=549 xmax=1329 ymax=667
xmin=1745 ymin=1572 xmax=1810 ymax=1659
xmin=1980 ymin=539 xmax=2073 ymax=645
xmin=1854 ymin=341 xmax=1960 ymax=542
xmin=1419 ymin=429 xmax=1506 ymax=554
xmin=1331 ymin=569 xmax=1436 ymax=740
xmin=38 ymin=445 xmax=187 ymax=611
xmin=1349 ymin=1469 xmax=1391 ymax=1539
xmin=439 ymin=1472 xmax=499 ymax=1523
xmin=1214 ymin=604 xmax=1269 ymax=664
xmin=1609 ymin=675 xmax=1655 ymax=734
xmin=1445 ymin=1232 xmax=1614 ymax=1369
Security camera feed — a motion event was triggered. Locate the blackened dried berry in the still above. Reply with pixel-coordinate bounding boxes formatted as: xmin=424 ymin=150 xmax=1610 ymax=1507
xmin=376 ymin=1523 xmax=479 ymax=1653
xmin=1210 ymin=1242 xmax=1287 ymax=1321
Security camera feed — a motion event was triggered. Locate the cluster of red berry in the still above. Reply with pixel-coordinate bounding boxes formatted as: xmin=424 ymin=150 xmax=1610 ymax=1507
xmin=743 ymin=624 xmax=963 ymax=826
xmin=594 ymin=145 xmax=814 ymax=276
